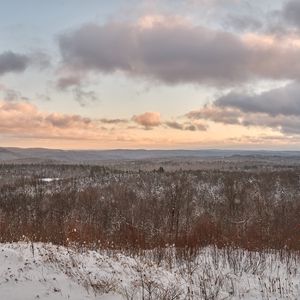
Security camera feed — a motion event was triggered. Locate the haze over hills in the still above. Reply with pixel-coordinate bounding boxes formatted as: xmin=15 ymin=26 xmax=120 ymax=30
xmin=1 ymin=147 xmax=300 ymax=164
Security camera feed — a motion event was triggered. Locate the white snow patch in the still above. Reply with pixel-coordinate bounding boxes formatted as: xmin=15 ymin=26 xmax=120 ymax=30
xmin=40 ymin=178 xmax=61 ymax=183
xmin=0 ymin=243 xmax=299 ymax=299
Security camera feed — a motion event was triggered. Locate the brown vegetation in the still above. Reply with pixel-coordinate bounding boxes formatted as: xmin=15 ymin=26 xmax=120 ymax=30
xmin=0 ymin=164 xmax=299 ymax=252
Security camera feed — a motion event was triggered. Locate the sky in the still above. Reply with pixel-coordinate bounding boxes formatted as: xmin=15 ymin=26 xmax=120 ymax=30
xmin=1 ymin=0 xmax=300 ymax=149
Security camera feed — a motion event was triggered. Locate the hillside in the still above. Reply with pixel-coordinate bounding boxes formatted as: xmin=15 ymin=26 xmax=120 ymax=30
xmin=1 ymin=147 xmax=300 ymax=164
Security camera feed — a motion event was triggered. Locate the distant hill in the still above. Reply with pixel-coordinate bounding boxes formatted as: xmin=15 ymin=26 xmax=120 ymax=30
xmin=1 ymin=147 xmax=300 ymax=164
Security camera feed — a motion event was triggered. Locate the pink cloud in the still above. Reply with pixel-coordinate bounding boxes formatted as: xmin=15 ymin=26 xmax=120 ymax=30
xmin=0 ymin=101 xmax=102 ymax=140
xmin=132 ymin=112 xmax=161 ymax=128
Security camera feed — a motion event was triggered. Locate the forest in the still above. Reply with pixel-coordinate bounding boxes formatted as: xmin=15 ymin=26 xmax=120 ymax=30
xmin=0 ymin=163 xmax=299 ymax=252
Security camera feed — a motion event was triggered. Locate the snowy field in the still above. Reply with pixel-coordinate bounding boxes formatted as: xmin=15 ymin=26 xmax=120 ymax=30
xmin=0 ymin=243 xmax=299 ymax=299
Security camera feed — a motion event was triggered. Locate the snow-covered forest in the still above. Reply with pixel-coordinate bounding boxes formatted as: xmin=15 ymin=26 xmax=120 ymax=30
xmin=0 ymin=163 xmax=299 ymax=299
xmin=0 ymin=164 xmax=299 ymax=250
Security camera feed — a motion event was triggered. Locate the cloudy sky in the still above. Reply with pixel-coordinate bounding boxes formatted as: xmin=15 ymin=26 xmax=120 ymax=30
xmin=1 ymin=0 xmax=300 ymax=149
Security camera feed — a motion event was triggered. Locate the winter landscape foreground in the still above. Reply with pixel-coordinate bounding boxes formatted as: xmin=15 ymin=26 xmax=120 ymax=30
xmin=0 ymin=242 xmax=299 ymax=300
xmin=0 ymin=156 xmax=300 ymax=299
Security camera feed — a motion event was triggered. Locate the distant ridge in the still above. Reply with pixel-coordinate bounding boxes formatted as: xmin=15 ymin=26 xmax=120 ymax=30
xmin=0 ymin=147 xmax=300 ymax=164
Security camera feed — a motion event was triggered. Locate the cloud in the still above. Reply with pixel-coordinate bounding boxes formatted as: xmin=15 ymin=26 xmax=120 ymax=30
xmin=45 ymin=113 xmax=92 ymax=129
xmin=193 ymin=123 xmax=207 ymax=131
xmin=0 ymin=101 xmax=212 ymax=148
xmin=187 ymin=82 xmax=300 ymax=134
xmin=58 ymin=18 xmax=248 ymax=85
xmin=0 ymin=84 xmax=29 ymax=102
xmin=165 ymin=121 xmax=184 ymax=130
xmin=4 ymin=89 xmax=29 ymax=102
xmin=59 ymin=22 xmax=135 ymax=73
xmin=283 ymin=0 xmax=300 ymax=28
xmin=184 ymin=124 xmax=197 ymax=131
xmin=57 ymin=75 xmax=82 ymax=90
xmin=187 ymin=105 xmax=241 ymax=125
xmin=0 ymin=50 xmax=51 ymax=77
xmin=165 ymin=120 xmax=207 ymax=131
xmin=72 ymin=88 xmax=98 ymax=106
xmin=100 ymin=118 xmax=128 ymax=124
xmin=0 ymin=51 xmax=30 ymax=76
xmin=224 ymin=14 xmax=263 ymax=32
xmin=267 ymin=0 xmax=300 ymax=35
xmin=58 ymin=15 xmax=300 ymax=86
xmin=132 ymin=111 xmax=161 ymax=128
xmin=216 ymin=83 xmax=300 ymax=116
xmin=56 ymin=74 xmax=98 ymax=106
xmin=0 ymin=101 xmax=107 ymax=140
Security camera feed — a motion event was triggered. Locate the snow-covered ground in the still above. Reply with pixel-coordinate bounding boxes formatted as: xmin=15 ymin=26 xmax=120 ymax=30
xmin=0 ymin=243 xmax=299 ymax=299
xmin=40 ymin=178 xmax=61 ymax=183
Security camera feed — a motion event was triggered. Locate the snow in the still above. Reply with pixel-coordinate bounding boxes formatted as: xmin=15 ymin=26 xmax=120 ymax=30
xmin=0 ymin=243 xmax=299 ymax=299
xmin=0 ymin=243 xmax=121 ymax=300
xmin=40 ymin=178 xmax=61 ymax=183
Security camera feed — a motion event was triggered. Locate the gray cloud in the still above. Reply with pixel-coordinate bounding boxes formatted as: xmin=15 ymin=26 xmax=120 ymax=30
xmin=100 ymin=118 xmax=128 ymax=124
xmin=0 ymin=51 xmax=30 ymax=76
xmin=0 ymin=50 xmax=51 ymax=77
xmin=224 ymin=14 xmax=263 ymax=32
xmin=184 ymin=124 xmax=197 ymax=131
xmin=216 ymin=83 xmax=300 ymax=116
xmin=58 ymin=18 xmax=300 ymax=86
xmin=98 ymin=116 xmax=207 ymax=131
xmin=187 ymin=82 xmax=300 ymax=134
xmin=188 ymin=105 xmax=300 ymax=133
xmin=283 ymin=0 xmax=300 ymax=28
xmin=165 ymin=121 xmax=184 ymax=130
xmin=56 ymin=73 xmax=98 ymax=106
xmin=4 ymin=89 xmax=29 ymax=102
xmin=165 ymin=121 xmax=207 ymax=131
xmin=187 ymin=105 xmax=242 ymax=125
xmin=72 ymin=87 xmax=98 ymax=106
xmin=0 ymin=85 xmax=29 ymax=102
xmin=57 ymin=75 xmax=82 ymax=90
xmin=59 ymin=23 xmax=135 ymax=73
xmin=241 ymin=113 xmax=300 ymax=134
